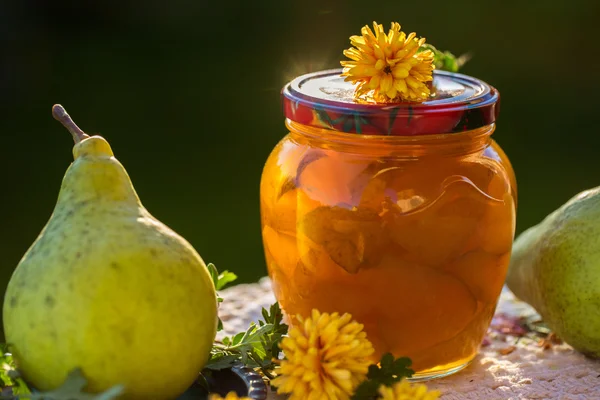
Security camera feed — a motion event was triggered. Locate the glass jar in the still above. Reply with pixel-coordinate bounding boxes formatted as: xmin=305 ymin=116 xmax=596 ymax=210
xmin=260 ymin=70 xmax=516 ymax=379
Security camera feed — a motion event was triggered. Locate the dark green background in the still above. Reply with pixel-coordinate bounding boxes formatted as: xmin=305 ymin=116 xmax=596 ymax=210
xmin=1 ymin=0 xmax=599 ymax=298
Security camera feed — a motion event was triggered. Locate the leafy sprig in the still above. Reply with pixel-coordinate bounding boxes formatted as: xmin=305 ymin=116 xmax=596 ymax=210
xmin=206 ymin=302 xmax=288 ymax=379
xmin=207 ymin=263 xmax=237 ymax=293
xmin=0 ymin=352 xmax=122 ymax=400
xmin=351 ymin=352 xmax=415 ymax=399
xmin=207 ymin=263 xmax=238 ymax=331
xmin=25 ymin=370 xmax=123 ymax=400
xmin=0 ymin=345 xmax=31 ymax=398
xmin=418 ymin=43 xmax=471 ymax=72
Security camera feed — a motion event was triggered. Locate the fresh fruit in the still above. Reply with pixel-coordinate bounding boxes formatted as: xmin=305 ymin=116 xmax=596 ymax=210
xmin=506 ymin=187 xmax=600 ymax=358
xmin=3 ymin=105 xmax=219 ymax=399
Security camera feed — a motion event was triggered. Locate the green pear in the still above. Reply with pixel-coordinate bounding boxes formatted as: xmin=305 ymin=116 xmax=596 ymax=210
xmin=506 ymin=187 xmax=600 ymax=358
xmin=3 ymin=105 xmax=218 ymax=399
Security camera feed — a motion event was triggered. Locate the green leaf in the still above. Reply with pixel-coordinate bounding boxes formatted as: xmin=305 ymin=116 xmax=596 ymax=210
xmin=236 ymin=324 xmax=275 ymax=350
xmin=418 ymin=43 xmax=470 ymax=72
xmin=350 ymin=379 xmax=380 ymax=400
xmin=351 ymin=353 xmax=414 ymax=400
xmin=205 ymin=263 xmax=237 ymax=332
xmin=231 ymin=332 xmax=245 ymax=346
xmin=204 ymin=354 xmax=240 ymax=370
xmin=206 ymin=302 xmax=288 ymax=378
xmin=0 ymin=348 xmax=32 ymax=397
xmin=8 ymin=377 xmax=31 ymax=397
xmin=366 ymin=353 xmax=414 ymax=386
xmin=206 ymin=263 xmax=237 ymax=293
xmin=215 ymin=271 xmax=237 ymax=291
xmin=29 ymin=369 xmax=124 ymax=400
xmin=207 ymin=263 xmax=219 ymax=288
xmin=249 ymin=342 xmax=266 ymax=362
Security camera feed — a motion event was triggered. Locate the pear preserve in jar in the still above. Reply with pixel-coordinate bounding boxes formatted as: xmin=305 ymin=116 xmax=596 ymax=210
xmin=261 ymin=61 xmax=516 ymax=378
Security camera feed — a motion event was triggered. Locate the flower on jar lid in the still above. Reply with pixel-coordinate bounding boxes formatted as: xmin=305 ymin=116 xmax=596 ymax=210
xmin=341 ymin=21 xmax=435 ymax=103
xmin=271 ymin=309 xmax=374 ymax=400
xmin=209 ymin=392 xmax=251 ymax=400
xmin=378 ymin=379 xmax=441 ymax=400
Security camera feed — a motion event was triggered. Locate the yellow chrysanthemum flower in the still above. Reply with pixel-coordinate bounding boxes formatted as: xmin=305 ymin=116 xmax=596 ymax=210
xmin=271 ymin=309 xmax=375 ymax=400
xmin=208 ymin=392 xmax=251 ymax=400
xmin=378 ymin=379 xmax=441 ymax=400
xmin=341 ymin=21 xmax=435 ymax=103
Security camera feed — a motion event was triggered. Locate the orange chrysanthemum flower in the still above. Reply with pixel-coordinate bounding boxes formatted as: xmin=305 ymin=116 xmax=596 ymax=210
xmin=341 ymin=21 xmax=435 ymax=103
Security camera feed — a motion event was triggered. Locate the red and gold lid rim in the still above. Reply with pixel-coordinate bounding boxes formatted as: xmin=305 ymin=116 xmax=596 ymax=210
xmin=282 ymin=69 xmax=500 ymax=136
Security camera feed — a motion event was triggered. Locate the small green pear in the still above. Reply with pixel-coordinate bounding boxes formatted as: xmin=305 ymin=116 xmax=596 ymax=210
xmin=3 ymin=105 xmax=218 ymax=399
xmin=506 ymin=187 xmax=600 ymax=358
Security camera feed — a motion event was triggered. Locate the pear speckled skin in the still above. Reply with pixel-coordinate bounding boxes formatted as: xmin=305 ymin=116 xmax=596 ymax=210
xmin=3 ymin=131 xmax=218 ymax=399
xmin=506 ymin=188 xmax=600 ymax=358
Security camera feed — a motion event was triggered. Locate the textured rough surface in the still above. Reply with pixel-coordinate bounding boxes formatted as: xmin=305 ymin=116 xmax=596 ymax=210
xmin=219 ymin=278 xmax=600 ymax=399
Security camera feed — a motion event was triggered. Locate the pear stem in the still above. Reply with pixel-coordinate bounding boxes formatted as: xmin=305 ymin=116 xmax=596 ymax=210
xmin=52 ymin=104 xmax=90 ymax=144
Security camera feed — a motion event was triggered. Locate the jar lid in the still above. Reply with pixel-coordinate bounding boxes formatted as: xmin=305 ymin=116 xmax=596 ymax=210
xmin=282 ymin=68 xmax=500 ymax=136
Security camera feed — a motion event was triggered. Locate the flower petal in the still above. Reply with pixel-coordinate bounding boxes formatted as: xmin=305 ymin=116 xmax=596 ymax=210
xmin=406 ymin=75 xmax=423 ymax=88
xmin=368 ymin=74 xmax=381 ymax=89
xmin=386 ymin=86 xmax=398 ymax=99
xmin=394 ymin=79 xmax=408 ymax=94
xmin=380 ymin=74 xmax=393 ymax=93
xmin=392 ymin=66 xmax=409 ymax=78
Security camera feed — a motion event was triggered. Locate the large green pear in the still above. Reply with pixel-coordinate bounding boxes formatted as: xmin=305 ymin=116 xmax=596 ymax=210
xmin=3 ymin=105 xmax=218 ymax=399
xmin=506 ymin=187 xmax=600 ymax=358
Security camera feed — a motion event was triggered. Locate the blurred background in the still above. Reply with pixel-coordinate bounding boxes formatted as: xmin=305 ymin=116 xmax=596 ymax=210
xmin=1 ymin=0 xmax=599 ymax=319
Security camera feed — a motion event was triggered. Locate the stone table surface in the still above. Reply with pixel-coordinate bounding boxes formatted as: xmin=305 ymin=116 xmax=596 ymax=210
xmin=218 ymin=278 xmax=600 ymax=400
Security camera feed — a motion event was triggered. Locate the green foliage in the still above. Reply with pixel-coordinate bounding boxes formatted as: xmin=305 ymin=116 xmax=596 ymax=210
xmin=207 ymin=264 xmax=237 ymax=292
xmin=26 ymin=369 xmax=124 ymax=400
xmin=206 ymin=302 xmax=287 ymax=378
xmin=351 ymin=353 xmax=415 ymax=399
xmin=418 ymin=44 xmax=471 ymax=72
xmin=206 ymin=263 xmax=238 ymax=331
xmin=0 ymin=345 xmax=31 ymax=397
xmin=0 ymin=352 xmax=123 ymax=400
